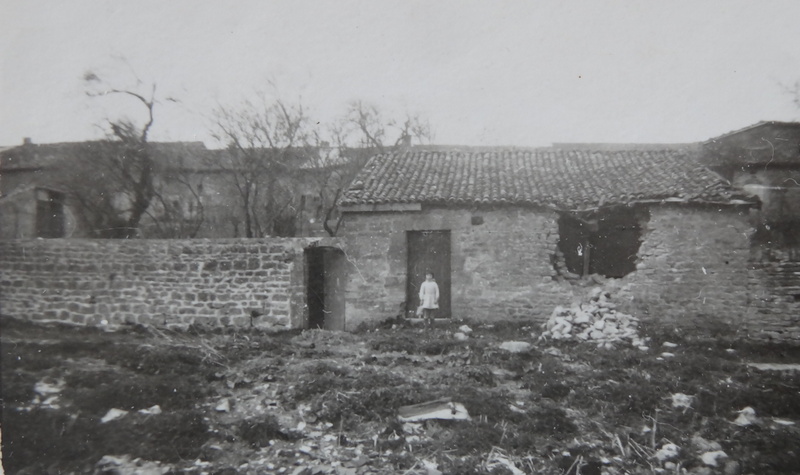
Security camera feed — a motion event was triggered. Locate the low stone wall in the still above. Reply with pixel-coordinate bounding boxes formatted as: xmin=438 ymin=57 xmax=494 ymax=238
xmin=0 ymin=238 xmax=335 ymax=329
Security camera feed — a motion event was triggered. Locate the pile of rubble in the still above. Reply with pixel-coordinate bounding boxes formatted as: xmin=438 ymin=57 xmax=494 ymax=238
xmin=539 ymin=288 xmax=649 ymax=350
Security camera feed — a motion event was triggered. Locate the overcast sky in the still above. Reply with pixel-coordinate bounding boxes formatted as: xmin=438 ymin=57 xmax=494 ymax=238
xmin=1 ymin=0 xmax=799 ymax=148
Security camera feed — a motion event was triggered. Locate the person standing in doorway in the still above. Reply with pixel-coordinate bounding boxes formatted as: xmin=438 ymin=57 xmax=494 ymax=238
xmin=419 ymin=272 xmax=439 ymax=326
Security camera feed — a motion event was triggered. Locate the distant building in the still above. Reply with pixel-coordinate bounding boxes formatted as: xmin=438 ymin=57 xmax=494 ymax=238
xmin=0 ymin=138 xmax=351 ymax=239
xmin=702 ymin=121 xmax=800 ymax=225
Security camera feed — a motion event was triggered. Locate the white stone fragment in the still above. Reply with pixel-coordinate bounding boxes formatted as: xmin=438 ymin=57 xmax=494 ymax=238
xmin=654 ymin=443 xmax=680 ymax=462
xmin=101 ymin=408 xmax=129 ymax=423
xmin=34 ymin=379 xmax=65 ymax=396
xmin=499 ymin=341 xmax=532 ymax=353
xmin=733 ymin=407 xmax=758 ymax=426
xmin=215 ymin=399 xmax=231 ymax=413
xmin=701 ymin=450 xmax=728 ymax=467
xmin=670 ymin=393 xmax=694 ymax=410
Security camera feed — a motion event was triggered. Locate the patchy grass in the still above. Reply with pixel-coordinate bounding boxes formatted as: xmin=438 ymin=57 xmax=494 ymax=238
xmin=2 ymin=315 xmax=800 ymax=474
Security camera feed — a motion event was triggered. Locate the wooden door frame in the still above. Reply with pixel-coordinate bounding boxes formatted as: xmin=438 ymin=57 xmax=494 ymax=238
xmin=406 ymin=230 xmax=451 ymax=318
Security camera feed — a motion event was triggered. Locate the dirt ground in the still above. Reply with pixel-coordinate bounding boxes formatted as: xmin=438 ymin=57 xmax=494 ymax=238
xmin=2 ymin=314 xmax=800 ymax=475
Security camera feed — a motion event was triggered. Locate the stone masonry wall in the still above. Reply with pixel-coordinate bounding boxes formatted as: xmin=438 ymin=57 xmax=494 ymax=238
xmin=748 ymin=246 xmax=800 ymax=340
xmin=342 ymin=204 xmax=799 ymax=340
xmin=0 ymin=238 xmax=335 ymax=329
xmin=340 ymin=206 xmax=574 ymax=328
xmin=614 ymin=206 xmax=755 ymax=334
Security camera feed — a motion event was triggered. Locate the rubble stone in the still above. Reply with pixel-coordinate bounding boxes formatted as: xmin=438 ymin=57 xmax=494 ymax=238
xmin=539 ymin=288 xmax=646 ymax=347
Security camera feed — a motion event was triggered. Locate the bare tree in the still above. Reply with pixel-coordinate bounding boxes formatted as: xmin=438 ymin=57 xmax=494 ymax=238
xmin=142 ymin=144 xmax=207 ymax=238
xmin=311 ymin=101 xmax=434 ymax=236
xmin=57 ymin=70 xmax=204 ymax=238
xmin=55 ymin=71 xmax=160 ymax=238
xmin=209 ymin=97 xmax=311 ymax=238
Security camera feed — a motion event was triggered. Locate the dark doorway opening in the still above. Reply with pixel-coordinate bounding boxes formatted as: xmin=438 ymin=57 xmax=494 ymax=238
xmin=407 ymin=230 xmax=451 ymax=318
xmin=305 ymin=247 xmax=346 ymax=330
xmin=35 ymin=188 xmax=65 ymax=238
xmin=557 ymin=206 xmax=648 ymax=278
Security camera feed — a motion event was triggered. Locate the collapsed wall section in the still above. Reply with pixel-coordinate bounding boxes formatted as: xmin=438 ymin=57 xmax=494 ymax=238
xmin=0 ymin=238 xmax=330 ymax=329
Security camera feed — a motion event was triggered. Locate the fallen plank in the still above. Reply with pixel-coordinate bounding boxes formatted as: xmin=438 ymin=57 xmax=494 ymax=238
xmin=398 ymin=397 xmax=471 ymax=422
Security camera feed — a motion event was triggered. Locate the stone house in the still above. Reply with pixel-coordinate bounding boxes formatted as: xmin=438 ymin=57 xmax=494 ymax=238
xmin=337 ymin=147 xmax=779 ymax=334
xmin=699 ymin=122 xmax=800 ymax=328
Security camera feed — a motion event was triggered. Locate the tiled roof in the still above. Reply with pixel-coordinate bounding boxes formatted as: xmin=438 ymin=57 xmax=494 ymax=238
xmin=703 ymin=120 xmax=800 ymax=144
xmin=341 ymin=149 xmax=754 ymax=211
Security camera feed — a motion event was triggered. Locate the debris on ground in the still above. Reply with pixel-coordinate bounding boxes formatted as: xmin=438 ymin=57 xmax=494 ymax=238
xmin=539 ymin=288 xmax=649 ymax=349
xmin=397 ymin=398 xmax=471 ymax=422
xmin=701 ymin=450 xmax=729 ymax=467
xmin=4 ymin=315 xmax=800 ymax=474
xmin=499 ymin=341 xmax=532 ymax=352
xmin=733 ymin=407 xmax=758 ymax=426
xmin=485 ymin=448 xmax=525 ymax=475
xmin=691 ymin=435 xmax=722 ymax=452
xmin=95 ymin=455 xmax=171 ymax=475
xmin=100 ymin=408 xmax=129 ymax=423
xmin=654 ymin=443 xmax=680 ymax=462
xmin=670 ymin=393 xmax=694 ymax=411
xmin=214 ymin=398 xmax=231 ymax=412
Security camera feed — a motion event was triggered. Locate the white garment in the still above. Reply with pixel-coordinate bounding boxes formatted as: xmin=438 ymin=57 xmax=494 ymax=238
xmin=419 ymin=280 xmax=439 ymax=309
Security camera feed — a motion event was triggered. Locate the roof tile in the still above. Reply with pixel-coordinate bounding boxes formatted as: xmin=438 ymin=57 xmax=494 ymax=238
xmin=341 ymin=148 xmax=753 ymax=210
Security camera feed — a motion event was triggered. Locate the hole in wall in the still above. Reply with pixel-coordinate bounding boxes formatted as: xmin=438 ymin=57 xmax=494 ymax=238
xmin=555 ymin=206 xmax=649 ymax=279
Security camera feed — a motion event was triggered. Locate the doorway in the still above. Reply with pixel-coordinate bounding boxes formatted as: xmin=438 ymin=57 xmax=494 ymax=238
xmin=407 ymin=230 xmax=451 ymax=318
xmin=305 ymin=247 xmax=346 ymax=330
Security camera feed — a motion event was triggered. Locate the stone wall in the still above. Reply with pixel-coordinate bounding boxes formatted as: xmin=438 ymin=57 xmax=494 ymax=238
xmin=340 ymin=206 xmax=574 ymax=328
xmin=614 ymin=206 xmax=754 ymax=333
xmin=748 ymin=246 xmax=800 ymax=340
xmin=341 ymin=204 xmax=799 ymax=340
xmin=0 ymin=238 xmax=336 ymax=329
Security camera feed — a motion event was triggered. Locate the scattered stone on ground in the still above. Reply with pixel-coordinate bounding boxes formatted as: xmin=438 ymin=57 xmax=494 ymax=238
xmin=654 ymin=443 xmax=680 ymax=462
xmin=691 ymin=435 xmax=722 ymax=452
xmin=746 ymin=362 xmax=800 ymax=372
xmin=670 ymin=393 xmax=694 ymax=410
xmin=499 ymin=341 xmax=532 ymax=353
xmin=95 ymin=455 xmax=171 ymax=475
xmin=733 ymin=407 xmax=758 ymax=427
xmin=215 ymin=398 xmax=231 ymax=412
xmin=701 ymin=450 xmax=729 ymax=467
xmin=137 ymin=405 xmax=162 ymax=415
xmin=100 ymin=408 xmax=129 ymax=423
xmin=539 ymin=287 xmax=648 ymax=349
